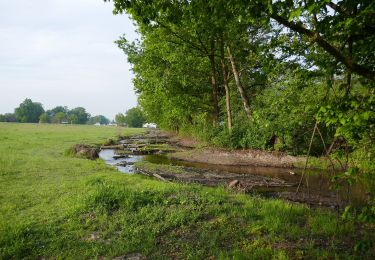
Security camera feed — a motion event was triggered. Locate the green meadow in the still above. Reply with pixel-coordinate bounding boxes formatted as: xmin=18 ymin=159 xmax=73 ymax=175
xmin=0 ymin=123 xmax=372 ymax=259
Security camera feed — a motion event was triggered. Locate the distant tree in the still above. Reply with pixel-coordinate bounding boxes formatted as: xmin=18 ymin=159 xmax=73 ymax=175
xmin=67 ymin=114 xmax=78 ymax=124
xmin=15 ymin=98 xmax=45 ymax=123
xmin=124 ymin=107 xmax=146 ymax=128
xmin=68 ymin=107 xmax=90 ymax=124
xmin=89 ymin=115 xmax=110 ymax=125
xmin=115 ymin=113 xmax=126 ymax=126
xmin=53 ymin=112 xmax=66 ymax=124
xmin=39 ymin=113 xmax=50 ymax=123
xmin=50 ymin=106 xmax=69 ymax=115
xmin=1 ymin=113 xmax=17 ymax=122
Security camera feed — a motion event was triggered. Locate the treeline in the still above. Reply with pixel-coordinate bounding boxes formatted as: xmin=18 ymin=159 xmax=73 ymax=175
xmin=109 ymin=0 xmax=374 ymax=168
xmin=0 ymin=98 xmax=110 ymax=125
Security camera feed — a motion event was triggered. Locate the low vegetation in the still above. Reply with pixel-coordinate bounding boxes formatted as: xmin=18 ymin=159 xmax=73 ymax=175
xmin=0 ymin=123 xmax=374 ymax=258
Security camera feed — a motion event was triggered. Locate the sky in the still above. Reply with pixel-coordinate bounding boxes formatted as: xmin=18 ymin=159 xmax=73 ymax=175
xmin=0 ymin=0 xmax=139 ymax=120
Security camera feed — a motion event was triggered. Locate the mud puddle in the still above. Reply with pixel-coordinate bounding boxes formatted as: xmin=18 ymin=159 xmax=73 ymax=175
xmin=99 ymin=149 xmax=143 ymax=173
xmin=99 ymin=131 xmax=369 ymax=208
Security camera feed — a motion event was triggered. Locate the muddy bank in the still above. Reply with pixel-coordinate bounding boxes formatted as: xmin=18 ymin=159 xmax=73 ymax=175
xmin=135 ymin=161 xmax=295 ymax=190
xmin=158 ymin=131 xmax=311 ymax=168
xmin=170 ymin=149 xmax=307 ymax=168
xmin=97 ymin=130 xmax=368 ymax=208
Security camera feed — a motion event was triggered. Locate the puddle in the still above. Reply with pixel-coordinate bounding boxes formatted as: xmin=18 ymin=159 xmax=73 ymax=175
xmin=98 ymin=132 xmax=369 ymax=208
xmin=99 ymin=149 xmax=144 ymax=173
xmin=143 ymin=154 xmax=368 ymax=207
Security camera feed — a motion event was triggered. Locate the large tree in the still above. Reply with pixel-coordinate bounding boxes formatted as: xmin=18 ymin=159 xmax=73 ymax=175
xmin=68 ymin=107 xmax=90 ymax=124
xmin=124 ymin=107 xmax=146 ymax=128
xmin=15 ymin=99 xmax=45 ymax=123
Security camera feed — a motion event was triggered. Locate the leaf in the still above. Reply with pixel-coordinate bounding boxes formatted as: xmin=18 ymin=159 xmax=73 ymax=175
xmin=362 ymin=111 xmax=370 ymax=120
xmin=288 ymin=8 xmax=301 ymax=22
xmin=307 ymin=3 xmax=316 ymax=14
xmin=342 ymin=205 xmax=352 ymax=221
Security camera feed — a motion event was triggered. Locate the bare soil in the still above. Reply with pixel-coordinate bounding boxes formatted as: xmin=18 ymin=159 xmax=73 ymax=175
xmin=135 ymin=163 xmax=296 ymax=192
xmin=171 ymin=149 xmax=306 ymax=168
xmin=163 ymin=131 xmax=306 ymax=168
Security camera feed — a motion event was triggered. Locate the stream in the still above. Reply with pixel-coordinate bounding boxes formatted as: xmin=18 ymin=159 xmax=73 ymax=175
xmin=99 ymin=133 xmax=369 ymax=208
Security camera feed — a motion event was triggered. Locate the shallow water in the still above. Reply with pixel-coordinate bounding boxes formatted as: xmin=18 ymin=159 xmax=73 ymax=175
xmin=99 ymin=149 xmax=144 ymax=173
xmin=99 ymin=149 xmax=368 ymax=207
xmin=144 ymin=154 xmax=368 ymax=206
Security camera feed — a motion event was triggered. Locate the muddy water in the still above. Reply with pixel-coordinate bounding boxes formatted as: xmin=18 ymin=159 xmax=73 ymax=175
xmin=99 ymin=147 xmax=368 ymax=208
xmin=144 ymin=154 xmax=368 ymax=207
xmin=99 ymin=149 xmax=143 ymax=173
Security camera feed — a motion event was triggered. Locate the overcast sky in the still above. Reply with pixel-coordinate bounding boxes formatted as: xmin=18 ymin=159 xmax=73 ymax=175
xmin=0 ymin=0 xmax=139 ymax=120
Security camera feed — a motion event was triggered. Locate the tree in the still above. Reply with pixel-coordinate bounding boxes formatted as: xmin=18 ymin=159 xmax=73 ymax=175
xmin=115 ymin=113 xmax=126 ymax=126
xmin=265 ymin=0 xmax=375 ymax=81
xmin=15 ymin=98 xmax=45 ymax=123
xmin=54 ymin=112 xmax=66 ymax=124
xmin=68 ymin=107 xmax=90 ymax=124
xmin=124 ymin=107 xmax=146 ymax=128
xmin=4 ymin=113 xmax=17 ymax=122
xmin=89 ymin=115 xmax=110 ymax=125
xmin=50 ymin=106 xmax=69 ymax=116
xmin=108 ymin=0 xmax=373 ymax=158
xmin=39 ymin=113 xmax=49 ymax=123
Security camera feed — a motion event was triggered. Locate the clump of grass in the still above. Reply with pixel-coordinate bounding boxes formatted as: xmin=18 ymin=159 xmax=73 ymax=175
xmin=85 ymin=181 xmax=122 ymax=214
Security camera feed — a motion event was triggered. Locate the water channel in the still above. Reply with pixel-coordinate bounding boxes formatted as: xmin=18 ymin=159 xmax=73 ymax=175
xmin=99 ymin=136 xmax=369 ymax=208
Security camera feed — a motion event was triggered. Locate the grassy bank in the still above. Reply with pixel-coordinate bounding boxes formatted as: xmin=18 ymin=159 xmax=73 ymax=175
xmin=0 ymin=123 xmax=373 ymax=259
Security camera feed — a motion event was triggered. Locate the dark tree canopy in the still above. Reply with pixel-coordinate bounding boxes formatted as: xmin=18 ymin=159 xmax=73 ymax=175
xmin=0 ymin=113 xmax=17 ymax=122
xmin=68 ymin=107 xmax=90 ymax=124
xmin=15 ymin=99 xmax=45 ymax=123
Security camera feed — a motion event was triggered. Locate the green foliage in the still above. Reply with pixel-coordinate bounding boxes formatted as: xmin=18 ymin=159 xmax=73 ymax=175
xmin=123 ymin=107 xmax=146 ymax=128
xmin=317 ymin=93 xmax=374 ymax=146
xmin=115 ymin=113 xmax=126 ymax=126
xmin=68 ymin=107 xmax=90 ymax=124
xmin=15 ymin=98 xmax=44 ymax=123
xmin=39 ymin=112 xmax=49 ymax=123
xmin=110 ymin=0 xmax=374 ymax=166
xmin=88 ymin=115 xmax=110 ymax=125
xmin=53 ymin=112 xmax=66 ymax=124
xmin=0 ymin=113 xmax=17 ymax=122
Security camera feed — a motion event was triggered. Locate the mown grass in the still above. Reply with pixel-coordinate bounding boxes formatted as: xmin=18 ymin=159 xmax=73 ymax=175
xmin=0 ymin=123 xmax=373 ymax=259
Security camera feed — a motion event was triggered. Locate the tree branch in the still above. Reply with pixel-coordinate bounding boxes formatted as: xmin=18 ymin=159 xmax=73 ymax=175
xmin=271 ymin=13 xmax=374 ymax=81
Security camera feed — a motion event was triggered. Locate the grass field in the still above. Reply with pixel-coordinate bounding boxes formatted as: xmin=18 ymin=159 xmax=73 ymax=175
xmin=0 ymin=123 xmax=373 ymax=259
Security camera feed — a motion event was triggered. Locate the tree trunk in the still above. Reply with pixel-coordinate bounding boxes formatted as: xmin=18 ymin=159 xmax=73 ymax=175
xmin=209 ymin=39 xmax=219 ymax=126
xmin=227 ymin=46 xmax=251 ymax=118
xmin=220 ymin=37 xmax=232 ymax=131
xmin=346 ymin=36 xmax=352 ymax=96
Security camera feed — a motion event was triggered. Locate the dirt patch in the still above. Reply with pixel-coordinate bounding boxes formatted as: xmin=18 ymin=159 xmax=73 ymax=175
xmin=135 ymin=162 xmax=296 ymax=191
xmin=276 ymin=191 xmax=344 ymax=208
xmin=170 ymin=149 xmax=306 ymax=168
xmin=71 ymin=144 xmax=99 ymax=160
